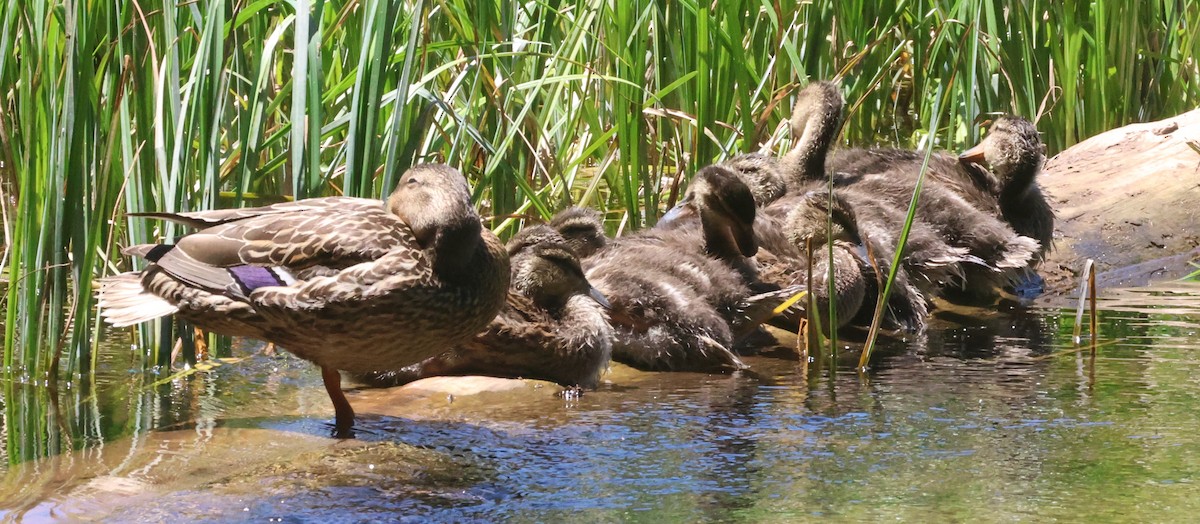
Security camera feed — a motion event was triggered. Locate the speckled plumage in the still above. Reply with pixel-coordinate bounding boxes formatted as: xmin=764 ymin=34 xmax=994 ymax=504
xmin=354 ymin=225 xmax=612 ymax=389
xmin=97 ymin=164 xmax=510 ymax=433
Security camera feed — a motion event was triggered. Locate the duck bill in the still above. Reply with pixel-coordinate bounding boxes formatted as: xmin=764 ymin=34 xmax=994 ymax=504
xmin=958 ymin=143 xmax=987 ymax=164
xmin=658 ymin=202 xmax=693 ymax=228
xmin=588 ymin=286 xmax=612 ymax=310
xmin=731 ymin=221 xmax=758 ymax=257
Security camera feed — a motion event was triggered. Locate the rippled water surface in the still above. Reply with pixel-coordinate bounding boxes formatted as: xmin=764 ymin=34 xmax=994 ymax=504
xmin=3 ymin=283 xmax=1200 ymax=522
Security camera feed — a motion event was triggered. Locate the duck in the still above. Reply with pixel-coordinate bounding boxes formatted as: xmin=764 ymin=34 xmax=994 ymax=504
xmin=549 ymin=206 xmax=608 ymax=259
xmin=577 ymin=166 xmax=771 ymax=372
xmin=780 ymin=80 xmax=845 ymax=188
xmin=96 ymin=163 xmax=511 ymax=435
xmin=958 ymin=115 xmax=1053 ymax=261
xmin=355 ymin=225 xmax=612 ymax=389
xmin=658 ymin=165 xmax=760 ymax=280
xmin=784 ymin=191 xmax=868 ymax=332
xmin=787 ymin=188 xmax=989 ymax=333
xmin=779 ymin=81 xmax=1041 ymax=301
xmin=719 ymin=152 xmax=788 ymax=207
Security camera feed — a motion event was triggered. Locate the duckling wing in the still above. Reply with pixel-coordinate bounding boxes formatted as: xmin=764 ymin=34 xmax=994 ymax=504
xmin=135 ymin=205 xmax=416 ymax=299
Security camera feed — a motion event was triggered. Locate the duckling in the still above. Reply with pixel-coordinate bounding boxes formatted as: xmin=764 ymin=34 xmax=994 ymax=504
xmin=355 ymin=225 xmax=612 ymax=389
xmin=780 ymin=81 xmax=1041 ymax=299
xmin=583 ymin=167 xmax=767 ymax=371
xmin=785 ymin=188 xmax=979 ymax=333
xmin=585 ymin=248 xmax=747 ymax=371
xmin=720 ymin=152 xmax=788 ymax=207
xmin=97 ymin=164 xmax=510 ymax=434
xmin=784 ymin=192 xmax=869 ymax=331
xmin=958 ymin=115 xmax=1053 ymax=261
xmin=659 ymin=165 xmax=760 ymax=279
xmin=781 ymin=80 xmax=845 ymax=187
xmin=827 ymin=117 xmax=1052 ymax=266
xmin=549 ymin=206 xmax=608 ymax=259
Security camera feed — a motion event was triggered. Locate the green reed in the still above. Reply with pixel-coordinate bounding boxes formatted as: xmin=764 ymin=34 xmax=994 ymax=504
xmin=0 ymin=0 xmax=1197 ymax=387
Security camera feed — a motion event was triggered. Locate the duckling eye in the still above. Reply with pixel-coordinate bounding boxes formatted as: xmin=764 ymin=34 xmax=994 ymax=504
xmin=406 ymin=177 xmax=421 ymax=186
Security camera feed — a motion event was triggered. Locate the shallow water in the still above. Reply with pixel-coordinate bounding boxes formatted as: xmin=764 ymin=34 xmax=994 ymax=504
xmin=3 ymin=283 xmax=1200 ymax=522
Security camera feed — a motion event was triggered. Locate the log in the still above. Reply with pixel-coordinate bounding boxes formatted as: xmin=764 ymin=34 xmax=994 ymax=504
xmin=1040 ymin=108 xmax=1200 ymax=295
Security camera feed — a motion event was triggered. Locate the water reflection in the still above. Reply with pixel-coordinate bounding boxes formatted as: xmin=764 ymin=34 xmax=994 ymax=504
xmin=1 ymin=283 xmax=1199 ymax=521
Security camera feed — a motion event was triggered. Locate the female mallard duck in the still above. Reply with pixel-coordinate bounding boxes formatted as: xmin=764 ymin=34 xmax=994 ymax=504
xmin=97 ymin=163 xmax=510 ymax=435
xmin=354 ymin=225 xmax=612 ymax=389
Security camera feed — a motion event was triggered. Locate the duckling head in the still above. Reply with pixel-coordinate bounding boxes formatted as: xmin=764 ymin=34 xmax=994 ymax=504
xmin=785 ymin=190 xmax=861 ymax=248
xmin=959 ymin=116 xmax=1045 ymax=191
xmin=661 ymin=165 xmax=759 ymax=258
xmin=549 ymin=206 xmax=608 ymax=259
xmin=785 ymin=191 xmax=869 ymax=331
xmin=721 ymin=153 xmax=787 ymax=206
xmin=784 ymin=81 xmax=845 ymax=183
xmin=508 ymin=225 xmax=608 ymax=312
xmin=387 ymin=163 xmax=480 ymax=249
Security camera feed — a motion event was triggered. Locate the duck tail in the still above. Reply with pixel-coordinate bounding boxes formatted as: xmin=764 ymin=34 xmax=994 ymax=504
xmin=96 ymin=272 xmax=179 ymax=327
xmin=993 ymin=236 xmax=1041 ymax=269
xmin=122 ymin=243 xmax=175 ymax=262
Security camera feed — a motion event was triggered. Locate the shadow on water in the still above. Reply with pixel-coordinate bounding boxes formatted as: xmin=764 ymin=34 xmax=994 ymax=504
xmin=2 ymin=282 xmax=1200 ymax=521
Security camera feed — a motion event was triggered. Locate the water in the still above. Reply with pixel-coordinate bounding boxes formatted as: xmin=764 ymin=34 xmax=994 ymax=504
xmin=3 ymin=283 xmax=1200 ymax=521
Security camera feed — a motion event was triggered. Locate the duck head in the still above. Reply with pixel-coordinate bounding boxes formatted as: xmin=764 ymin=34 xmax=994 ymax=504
xmin=783 ymin=81 xmax=845 ymax=183
xmin=959 ymin=116 xmax=1045 ymax=193
xmin=660 ymin=164 xmax=759 ymax=259
xmin=508 ymin=225 xmax=609 ymax=312
xmin=549 ymin=206 xmax=608 ymax=259
xmin=785 ymin=190 xmax=869 ymax=331
xmin=786 ymin=190 xmax=863 ymax=248
xmin=387 ymin=163 xmax=481 ymax=250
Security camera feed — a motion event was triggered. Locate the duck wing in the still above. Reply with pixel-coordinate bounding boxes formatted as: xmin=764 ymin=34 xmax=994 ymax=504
xmin=130 ymin=197 xmax=382 ymax=229
xmin=127 ymin=204 xmax=417 ymax=300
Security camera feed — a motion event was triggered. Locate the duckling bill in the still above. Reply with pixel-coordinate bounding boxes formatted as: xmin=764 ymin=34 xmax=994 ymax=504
xmin=97 ymin=164 xmax=510 ymax=436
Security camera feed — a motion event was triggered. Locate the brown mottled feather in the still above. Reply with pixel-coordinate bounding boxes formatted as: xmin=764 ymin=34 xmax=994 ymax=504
xmin=98 ymin=164 xmax=510 ymax=377
xmin=355 ymin=226 xmax=612 ymax=389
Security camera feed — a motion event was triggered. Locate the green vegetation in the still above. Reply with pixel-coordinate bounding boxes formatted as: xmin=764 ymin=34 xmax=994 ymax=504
xmin=1 ymin=1 xmax=1197 ymax=383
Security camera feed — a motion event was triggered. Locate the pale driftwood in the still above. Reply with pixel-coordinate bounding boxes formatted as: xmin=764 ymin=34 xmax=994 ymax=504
xmin=1040 ymin=108 xmax=1200 ymax=295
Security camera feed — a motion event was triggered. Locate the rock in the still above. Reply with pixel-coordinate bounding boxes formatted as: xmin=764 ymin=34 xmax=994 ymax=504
xmin=1040 ymin=108 xmax=1200 ymax=295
